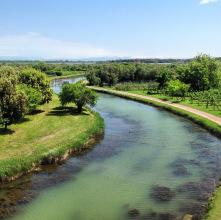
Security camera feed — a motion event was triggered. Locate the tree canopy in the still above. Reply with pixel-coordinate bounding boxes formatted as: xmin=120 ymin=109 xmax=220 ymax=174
xmin=19 ymin=68 xmax=53 ymax=103
xmin=0 ymin=66 xmax=52 ymax=130
xmin=179 ymin=55 xmax=220 ymax=91
xmin=59 ymin=81 xmax=98 ymax=113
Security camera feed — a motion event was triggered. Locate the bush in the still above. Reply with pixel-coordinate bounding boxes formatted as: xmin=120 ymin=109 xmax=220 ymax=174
xmin=18 ymin=84 xmax=42 ymax=113
xmin=146 ymin=82 xmax=160 ymax=94
xmin=19 ymin=68 xmax=52 ymax=103
xmin=166 ymin=80 xmax=190 ymax=98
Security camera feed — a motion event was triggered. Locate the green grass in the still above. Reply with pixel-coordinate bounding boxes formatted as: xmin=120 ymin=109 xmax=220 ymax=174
xmin=128 ymin=90 xmax=221 ymax=118
xmin=204 ymin=189 xmax=221 ymax=220
xmin=0 ymin=95 xmax=104 ymax=180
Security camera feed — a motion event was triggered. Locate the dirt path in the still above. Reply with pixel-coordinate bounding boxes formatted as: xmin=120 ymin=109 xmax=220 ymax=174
xmin=92 ymin=87 xmax=221 ymax=127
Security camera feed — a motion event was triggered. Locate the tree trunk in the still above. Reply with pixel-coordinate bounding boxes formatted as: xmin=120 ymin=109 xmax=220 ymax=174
xmin=77 ymin=105 xmax=83 ymax=113
xmin=4 ymin=122 xmax=8 ymax=131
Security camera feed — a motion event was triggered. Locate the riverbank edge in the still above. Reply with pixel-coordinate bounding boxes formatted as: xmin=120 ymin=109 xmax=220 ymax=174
xmin=92 ymin=87 xmax=221 ymax=138
xmin=91 ymin=87 xmax=221 ymax=220
xmin=0 ymin=111 xmax=104 ymax=184
xmin=49 ymin=73 xmax=85 ymax=80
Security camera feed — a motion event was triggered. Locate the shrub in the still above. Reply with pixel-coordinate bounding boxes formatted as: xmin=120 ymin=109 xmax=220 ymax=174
xmin=166 ymin=80 xmax=190 ymax=98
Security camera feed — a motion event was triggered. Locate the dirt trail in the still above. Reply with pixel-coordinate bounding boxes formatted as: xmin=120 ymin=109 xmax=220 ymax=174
xmin=92 ymin=87 xmax=221 ymax=126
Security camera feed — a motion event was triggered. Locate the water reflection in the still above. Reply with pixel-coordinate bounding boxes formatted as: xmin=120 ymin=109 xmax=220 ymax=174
xmin=51 ymin=76 xmax=85 ymax=94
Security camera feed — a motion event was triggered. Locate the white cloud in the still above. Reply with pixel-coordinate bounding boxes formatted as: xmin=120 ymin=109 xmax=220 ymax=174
xmin=200 ymin=0 xmax=220 ymax=5
xmin=0 ymin=33 xmax=120 ymax=59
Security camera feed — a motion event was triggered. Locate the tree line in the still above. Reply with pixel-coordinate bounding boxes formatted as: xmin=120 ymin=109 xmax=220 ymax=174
xmin=86 ymin=54 xmax=221 ymax=94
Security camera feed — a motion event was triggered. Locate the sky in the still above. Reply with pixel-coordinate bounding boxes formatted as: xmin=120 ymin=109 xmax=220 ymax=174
xmin=0 ymin=0 xmax=220 ymax=59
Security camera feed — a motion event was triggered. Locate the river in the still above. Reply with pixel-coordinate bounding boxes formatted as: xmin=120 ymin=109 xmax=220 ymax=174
xmin=1 ymin=76 xmax=221 ymax=220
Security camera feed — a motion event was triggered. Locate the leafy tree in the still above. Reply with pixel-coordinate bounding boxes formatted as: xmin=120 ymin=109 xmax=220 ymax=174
xmin=0 ymin=67 xmax=27 ymax=130
xmin=166 ymin=80 xmax=190 ymax=98
xmin=107 ymin=72 xmax=118 ymax=86
xmin=156 ymin=66 xmax=177 ymax=88
xmin=33 ymin=62 xmax=50 ymax=72
xmin=180 ymin=54 xmax=220 ymax=91
xmin=19 ymin=68 xmax=53 ymax=103
xmin=59 ymin=81 xmax=98 ymax=113
xmin=18 ymin=84 xmax=42 ymax=113
xmin=86 ymin=71 xmax=101 ymax=86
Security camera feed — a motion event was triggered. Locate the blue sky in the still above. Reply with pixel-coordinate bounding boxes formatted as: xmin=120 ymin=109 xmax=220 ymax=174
xmin=0 ymin=0 xmax=220 ymax=59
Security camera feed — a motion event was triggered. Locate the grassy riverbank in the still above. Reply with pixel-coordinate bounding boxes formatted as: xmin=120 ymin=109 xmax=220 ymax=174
xmin=129 ymin=90 xmax=221 ymax=118
xmin=204 ymin=190 xmax=221 ymax=220
xmin=92 ymin=87 xmax=221 ymax=137
xmin=0 ymin=95 xmax=104 ymax=182
xmin=49 ymin=71 xmax=85 ymax=80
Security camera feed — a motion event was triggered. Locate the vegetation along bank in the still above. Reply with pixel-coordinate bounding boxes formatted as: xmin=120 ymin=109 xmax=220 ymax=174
xmin=0 ymin=66 xmax=104 ymax=183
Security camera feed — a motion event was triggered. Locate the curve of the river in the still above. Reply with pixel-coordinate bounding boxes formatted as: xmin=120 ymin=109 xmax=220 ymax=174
xmin=1 ymin=77 xmax=221 ymax=220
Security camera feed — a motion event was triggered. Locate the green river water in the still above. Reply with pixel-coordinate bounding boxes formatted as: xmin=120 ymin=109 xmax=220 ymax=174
xmin=1 ymin=81 xmax=221 ymax=220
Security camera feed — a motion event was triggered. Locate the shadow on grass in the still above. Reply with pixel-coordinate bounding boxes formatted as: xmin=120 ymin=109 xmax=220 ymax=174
xmin=47 ymin=106 xmax=78 ymax=116
xmin=47 ymin=106 xmax=89 ymax=116
xmin=0 ymin=128 xmax=15 ymax=135
xmin=28 ymin=109 xmax=45 ymax=115
xmin=14 ymin=118 xmax=31 ymax=124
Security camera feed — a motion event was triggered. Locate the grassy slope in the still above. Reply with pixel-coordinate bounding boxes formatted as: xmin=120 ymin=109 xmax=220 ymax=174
xmin=0 ymin=95 xmax=104 ymax=179
xmin=204 ymin=189 xmax=221 ymax=220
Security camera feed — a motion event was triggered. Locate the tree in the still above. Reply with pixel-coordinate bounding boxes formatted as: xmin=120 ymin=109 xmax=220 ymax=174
xmin=59 ymin=81 xmax=98 ymax=113
xmin=18 ymin=84 xmax=42 ymax=113
xmin=0 ymin=67 xmax=27 ymax=130
xmin=86 ymin=71 xmax=101 ymax=86
xmin=166 ymin=80 xmax=190 ymax=98
xmin=19 ymin=68 xmax=53 ymax=103
xmin=156 ymin=66 xmax=177 ymax=88
xmin=180 ymin=54 xmax=220 ymax=91
xmin=107 ymin=72 xmax=118 ymax=86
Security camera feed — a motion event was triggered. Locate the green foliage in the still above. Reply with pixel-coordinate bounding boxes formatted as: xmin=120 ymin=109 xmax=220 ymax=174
xmin=180 ymin=54 xmax=220 ymax=91
xmin=86 ymin=71 xmax=101 ymax=86
xmin=146 ymin=82 xmax=160 ymax=94
xmin=19 ymin=68 xmax=53 ymax=103
xmin=18 ymin=84 xmax=42 ymax=113
xmin=46 ymin=70 xmax=63 ymax=76
xmin=86 ymin=63 xmax=164 ymax=85
xmin=166 ymin=80 xmax=190 ymax=98
xmin=59 ymin=81 xmax=98 ymax=113
xmin=156 ymin=66 xmax=177 ymax=88
xmin=0 ymin=67 xmax=27 ymax=129
xmin=0 ymin=66 xmax=53 ymax=130
xmin=188 ymin=89 xmax=221 ymax=110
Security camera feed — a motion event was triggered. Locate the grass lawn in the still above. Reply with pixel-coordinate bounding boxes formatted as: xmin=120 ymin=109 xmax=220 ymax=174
xmin=0 ymin=95 xmax=103 ymax=179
